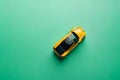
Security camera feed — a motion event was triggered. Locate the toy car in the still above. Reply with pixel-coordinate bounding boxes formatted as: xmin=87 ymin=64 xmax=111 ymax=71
xmin=53 ymin=26 xmax=86 ymax=58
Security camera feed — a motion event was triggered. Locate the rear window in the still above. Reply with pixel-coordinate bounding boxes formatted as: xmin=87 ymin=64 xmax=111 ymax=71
xmin=55 ymin=45 xmax=65 ymax=54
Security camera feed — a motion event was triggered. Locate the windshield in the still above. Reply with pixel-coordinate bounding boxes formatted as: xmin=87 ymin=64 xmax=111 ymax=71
xmin=69 ymin=32 xmax=79 ymax=43
xmin=55 ymin=32 xmax=79 ymax=54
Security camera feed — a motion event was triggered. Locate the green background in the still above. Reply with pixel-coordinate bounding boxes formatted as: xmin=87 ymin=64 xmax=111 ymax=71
xmin=0 ymin=0 xmax=120 ymax=80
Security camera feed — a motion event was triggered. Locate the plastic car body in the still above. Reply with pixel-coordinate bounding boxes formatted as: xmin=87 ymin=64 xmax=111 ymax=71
xmin=53 ymin=27 xmax=86 ymax=58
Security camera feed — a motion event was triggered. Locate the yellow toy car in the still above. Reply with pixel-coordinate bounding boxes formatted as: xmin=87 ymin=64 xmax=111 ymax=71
xmin=53 ymin=26 xmax=86 ymax=58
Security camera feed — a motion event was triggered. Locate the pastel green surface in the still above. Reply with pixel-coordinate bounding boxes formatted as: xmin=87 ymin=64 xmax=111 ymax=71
xmin=0 ymin=0 xmax=120 ymax=80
